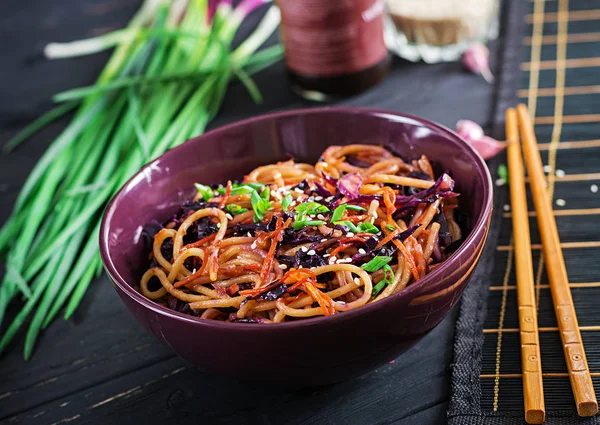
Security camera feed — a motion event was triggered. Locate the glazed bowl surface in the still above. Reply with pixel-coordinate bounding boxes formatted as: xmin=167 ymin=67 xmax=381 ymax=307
xmin=100 ymin=107 xmax=493 ymax=386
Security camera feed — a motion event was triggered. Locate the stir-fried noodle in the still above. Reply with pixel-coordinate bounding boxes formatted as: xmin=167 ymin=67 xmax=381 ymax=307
xmin=140 ymin=145 xmax=462 ymax=323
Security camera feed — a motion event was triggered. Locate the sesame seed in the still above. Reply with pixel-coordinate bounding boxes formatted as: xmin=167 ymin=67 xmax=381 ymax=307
xmin=192 ymin=268 xmax=197 ymax=274
xmin=294 ymin=188 xmax=304 ymax=194
xmin=317 ymin=214 xmax=325 ymax=220
xmin=216 ymin=223 xmax=221 ymax=228
xmin=358 ymin=248 xmax=366 ymax=254
xmin=323 ymin=253 xmax=330 ymax=257
xmin=591 ymin=184 xmax=599 ymax=193
xmin=555 ymin=198 xmax=566 ymax=207
xmin=247 ymin=232 xmax=252 ymax=237
xmin=308 ymin=196 xmax=315 ymax=202
xmin=495 ymin=178 xmax=505 ymax=187
xmin=307 ymin=249 xmax=316 ymax=256
xmin=555 ymin=169 xmax=565 ymax=178
xmin=278 ymin=264 xmax=288 ymax=269
xmin=251 ymin=241 xmax=257 ymax=249
xmin=320 ymin=238 xmax=327 ymax=243
xmin=503 ymin=204 xmax=510 ymax=212
xmin=225 ymin=213 xmax=233 ymax=220
xmin=314 ymin=196 xmax=323 ymax=201
xmin=301 ymin=246 xmax=308 ymax=252
xmin=329 ymin=256 xmax=337 ymax=263
xmin=354 ymin=278 xmax=360 ymax=284
xmin=299 ymin=265 xmax=304 ymax=269
xmin=543 ymin=165 xmax=551 ymax=173
xmin=347 ymin=232 xmax=355 ymax=237
xmin=326 ymin=196 xmax=334 ymax=202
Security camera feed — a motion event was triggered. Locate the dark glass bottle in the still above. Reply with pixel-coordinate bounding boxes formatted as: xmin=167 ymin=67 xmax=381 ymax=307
xmin=278 ymin=0 xmax=390 ymax=101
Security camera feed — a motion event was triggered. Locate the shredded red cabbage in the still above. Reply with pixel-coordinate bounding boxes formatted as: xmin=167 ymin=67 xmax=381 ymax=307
xmin=337 ymin=172 xmax=363 ymax=199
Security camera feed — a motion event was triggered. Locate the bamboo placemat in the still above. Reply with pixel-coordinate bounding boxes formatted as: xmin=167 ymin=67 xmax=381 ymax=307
xmin=449 ymin=0 xmax=600 ymax=423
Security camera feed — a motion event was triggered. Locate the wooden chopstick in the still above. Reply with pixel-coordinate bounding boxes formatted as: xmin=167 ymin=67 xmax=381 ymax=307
xmin=506 ymin=107 xmax=545 ymax=424
xmin=517 ymin=103 xmax=598 ymax=417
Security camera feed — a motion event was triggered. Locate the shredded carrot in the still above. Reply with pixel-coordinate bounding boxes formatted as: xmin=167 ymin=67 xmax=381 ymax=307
xmin=382 ymin=187 xmax=396 ymax=226
xmin=391 ymin=238 xmax=419 ymax=280
xmin=376 ymin=227 xmax=400 ymax=248
xmin=226 ymin=284 xmax=239 ymax=296
xmin=219 ymin=180 xmax=232 ymax=209
xmin=329 ymin=243 xmax=352 ymax=259
xmin=282 ymin=268 xmax=317 ymax=284
xmin=339 ymin=236 xmax=366 ymax=245
xmin=380 ymin=224 xmax=420 ymax=281
xmin=257 ymin=216 xmax=291 ymax=288
xmin=216 ymin=263 xmax=262 ymax=279
xmin=173 ymin=250 xmax=210 ymax=288
xmin=286 ymin=277 xmax=310 ymax=293
xmin=342 ymin=214 xmax=368 ymax=223
xmin=180 ymin=233 xmax=217 ymax=252
xmin=303 ymin=280 xmax=336 ymax=316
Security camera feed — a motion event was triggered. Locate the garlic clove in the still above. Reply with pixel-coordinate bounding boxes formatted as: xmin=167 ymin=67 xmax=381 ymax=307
xmin=463 ymin=43 xmax=494 ymax=83
xmin=456 ymin=119 xmax=484 ymax=141
xmin=468 ymin=135 xmax=507 ymax=160
xmin=456 ymin=120 xmax=506 ymax=160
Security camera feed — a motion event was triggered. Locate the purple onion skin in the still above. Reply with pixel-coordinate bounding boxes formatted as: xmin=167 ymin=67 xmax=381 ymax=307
xmin=337 ymin=172 xmax=363 ymax=199
xmin=321 ymin=172 xmax=338 ymax=187
xmin=314 ymin=182 xmax=332 ymax=198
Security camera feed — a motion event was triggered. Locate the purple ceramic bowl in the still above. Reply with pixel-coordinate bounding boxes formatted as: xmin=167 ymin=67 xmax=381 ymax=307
xmin=100 ymin=107 xmax=492 ymax=386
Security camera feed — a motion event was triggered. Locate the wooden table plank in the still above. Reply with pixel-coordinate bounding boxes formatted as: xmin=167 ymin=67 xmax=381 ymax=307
xmin=1 ymin=311 xmax=458 ymax=425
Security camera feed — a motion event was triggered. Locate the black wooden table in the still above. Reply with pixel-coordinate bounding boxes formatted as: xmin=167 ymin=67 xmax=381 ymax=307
xmin=0 ymin=1 xmax=500 ymax=424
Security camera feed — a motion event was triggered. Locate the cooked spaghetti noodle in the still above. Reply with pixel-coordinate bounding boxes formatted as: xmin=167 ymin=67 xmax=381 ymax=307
xmin=140 ymin=144 xmax=463 ymax=323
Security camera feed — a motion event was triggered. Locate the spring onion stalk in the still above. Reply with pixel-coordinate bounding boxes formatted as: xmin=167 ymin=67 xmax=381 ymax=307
xmin=0 ymin=0 xmax=283 ymax=358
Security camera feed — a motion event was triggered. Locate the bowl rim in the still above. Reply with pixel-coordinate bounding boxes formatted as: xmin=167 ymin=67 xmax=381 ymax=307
xmin=100 ymin=106 xmax=493 ymax=330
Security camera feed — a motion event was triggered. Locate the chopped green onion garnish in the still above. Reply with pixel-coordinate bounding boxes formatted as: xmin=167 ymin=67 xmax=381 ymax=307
xmin=251 ymin=189 xmax=271 ymax=222
xmin=225 ymin=204 xmax=248 ymax=215
xmin=230 ymin=186 xmax=255 ymax=196
xmin=361 ymin=256 xmax=393 ymax=272
xmin=498 ymin=164 xmax=508 ymax=183
xmin=335 ymin=220 xmax=360 ymax=233
xmin=260 ymin=186 xmax=270 ymax=201
xmin=241 ymin=182 xmax=264 ymax=190
xmin=194 ymin=183 xmax=214 ymax=201
xmin=218 ymin=183 xmax=266 ymax=196
xmin=371 ymin=264 xmax=395 ymax=298
xmin=345 ymin=205 xmax=366 ymax=211
xmin=295 ymin=201 xmax=329 ymax=215
xmin=331 ymin=205 xmax=346 ymax=222
xmin=293 ymin=218 xmax=325 ymax=230
xmin=282 ymin=193 xmax=293 ymax=212
xmin=357 ymin=222 xmax=380 ymax=234
xmin=331 ymin=204 xmax=365 ymax=224
xmin=386 ymin=224 xmax=396 ymax=231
